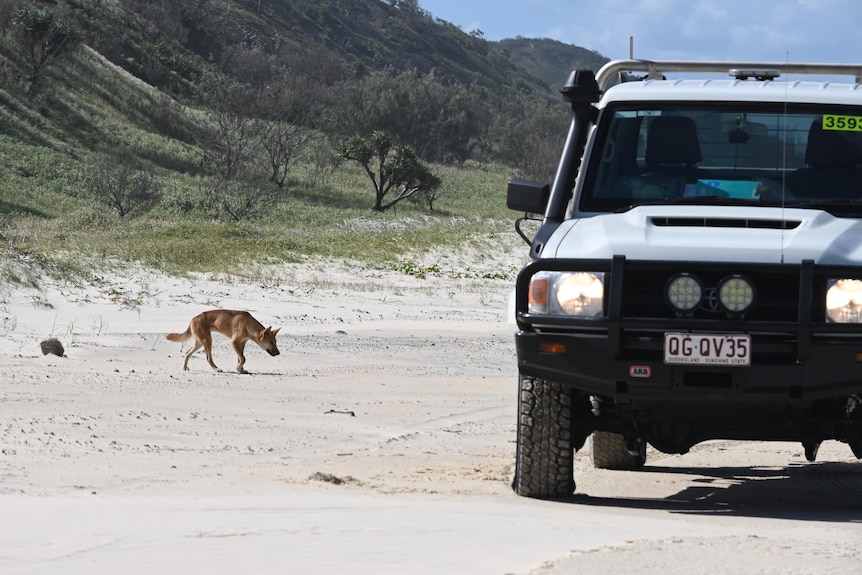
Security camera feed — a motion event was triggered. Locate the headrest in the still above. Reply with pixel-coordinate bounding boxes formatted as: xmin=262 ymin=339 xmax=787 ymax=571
xmin=645 ymin=116 xmax=703 ymax=166
xmin=805 ymin=120 xmax=862 ymax=167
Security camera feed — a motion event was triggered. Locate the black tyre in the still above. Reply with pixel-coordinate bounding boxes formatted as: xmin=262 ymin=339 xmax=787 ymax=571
xmin=590 ymin=431 xmax=647 ymax=470
xmin=512 ymin=375 xmax=575 ymax=498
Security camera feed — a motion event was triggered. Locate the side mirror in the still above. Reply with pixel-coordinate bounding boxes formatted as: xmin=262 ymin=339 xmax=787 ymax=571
xmin=507 ymin=179 xmax=550 ymax=214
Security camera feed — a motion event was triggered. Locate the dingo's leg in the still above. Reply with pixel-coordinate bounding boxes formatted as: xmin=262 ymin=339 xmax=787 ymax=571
xmin=232 ymin=339 xmax=248 ymax=374
xmin=188 ymin=317 xmax=220 ymax=372
xmin=202 ymin=336 xmax=221 ymax=372
xmin=183 ymin=340 xmax=203 ymax=371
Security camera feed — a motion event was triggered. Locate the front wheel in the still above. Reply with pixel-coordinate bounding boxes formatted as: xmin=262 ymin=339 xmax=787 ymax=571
xmin=512 ymin=375 xmax=575 ymax=499
xmin=590 ymin=431 xmax=647 ymax=470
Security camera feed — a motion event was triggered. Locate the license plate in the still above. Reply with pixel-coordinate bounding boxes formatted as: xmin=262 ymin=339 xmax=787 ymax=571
xmin=663 ymin=333 xmax=751 ymax=366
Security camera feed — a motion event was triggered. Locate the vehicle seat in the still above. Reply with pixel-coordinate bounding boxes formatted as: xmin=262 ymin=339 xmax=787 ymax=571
xmin=645 ymin=115 xmax=703 ymax=167
xmin=639 ymin=116 xmax=703 ymax=198
xmin=786 ymin=120 xmax=862 ymax=199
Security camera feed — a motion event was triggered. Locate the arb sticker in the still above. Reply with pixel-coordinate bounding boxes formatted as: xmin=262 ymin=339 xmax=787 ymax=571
xmin=629 ymin=366 xmax=651 ymax=378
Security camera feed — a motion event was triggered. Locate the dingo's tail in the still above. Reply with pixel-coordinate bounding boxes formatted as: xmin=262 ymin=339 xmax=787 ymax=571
xmin=166 ymin=327 xmax=192 ymax=342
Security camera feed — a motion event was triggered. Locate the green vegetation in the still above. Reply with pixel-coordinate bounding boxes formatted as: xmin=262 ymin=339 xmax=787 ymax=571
xmin=494 ymin=38 xmax=608 ymax=94
xmin=2 ymin=140 xmax=513 ymax=277
xmin=337 ymin=131 xmax=441 ymax=212
xmin=0 ymin=0 xmax=605 ymax=285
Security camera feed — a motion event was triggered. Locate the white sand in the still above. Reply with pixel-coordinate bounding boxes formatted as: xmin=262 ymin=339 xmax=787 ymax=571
xmin=1 ymin=241 xmax=861 ymax=574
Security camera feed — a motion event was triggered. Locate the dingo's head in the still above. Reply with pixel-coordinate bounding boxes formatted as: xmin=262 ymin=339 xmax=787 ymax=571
xmin=259 ymin=326 xmax=281 ymax=356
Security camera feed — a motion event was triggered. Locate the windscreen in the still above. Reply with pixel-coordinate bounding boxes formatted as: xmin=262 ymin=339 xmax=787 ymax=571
xmin=579 ymin=105 xmax=862 ymax=214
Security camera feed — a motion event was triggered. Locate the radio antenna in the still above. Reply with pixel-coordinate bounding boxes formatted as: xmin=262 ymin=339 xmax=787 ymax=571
xmin=780 ymin=51 xmax=789 ymax=264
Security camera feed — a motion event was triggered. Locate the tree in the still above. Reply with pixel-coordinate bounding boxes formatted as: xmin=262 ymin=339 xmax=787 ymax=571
xmin=489 ymin=94 xmax=569 ymax=183
xmin=12 ymin=6 xmax=81 ymax=94
xmin=203 ymin=176 xmax=274 ymax=222
xmin=199 ymin=107 xmax=261 ymax=180
xmin=413 ymin=181 xmax=445 ymax=211
xmin=334 ymin=70 xmax=482 ymax=164
xmin=258 ymin=119 xmax=315 ymax=187
xmin=253 ymin=73 xmax=324 ymax=187
xmin=85 ymin=154 xmax=163 ymax=220
xmin=338 ymin=131 xmax=441 ymax=212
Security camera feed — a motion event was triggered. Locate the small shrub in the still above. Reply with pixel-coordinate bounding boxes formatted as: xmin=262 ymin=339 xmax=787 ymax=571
xmin=84 ymin=153 xmax=163 ymax=219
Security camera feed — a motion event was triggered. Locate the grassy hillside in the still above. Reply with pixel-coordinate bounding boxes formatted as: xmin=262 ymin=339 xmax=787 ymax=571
xmin=494 ymin=38 xmax=609 ymax=93
xmin=0 ymin=0 xmax=605 ymax=285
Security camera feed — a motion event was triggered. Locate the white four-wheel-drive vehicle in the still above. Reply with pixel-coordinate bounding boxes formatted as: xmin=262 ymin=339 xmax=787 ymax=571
xmin=508 ymin=59 xmax=862 ymax=499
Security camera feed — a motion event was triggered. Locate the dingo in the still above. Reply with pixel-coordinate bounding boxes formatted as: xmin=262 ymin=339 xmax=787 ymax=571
xmin=166 ymin=310 xmax=280 ymax=374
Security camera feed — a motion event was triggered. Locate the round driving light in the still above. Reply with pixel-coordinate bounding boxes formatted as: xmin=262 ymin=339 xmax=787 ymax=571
xmin=666 ymin=273 xmax=703 ymax=313
xmin=718 ymin=275 xmax=755 ymax=314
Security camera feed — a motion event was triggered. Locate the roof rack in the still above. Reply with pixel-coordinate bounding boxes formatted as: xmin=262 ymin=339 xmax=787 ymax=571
xmin=595 ymin=59 xmax=862 ymax=91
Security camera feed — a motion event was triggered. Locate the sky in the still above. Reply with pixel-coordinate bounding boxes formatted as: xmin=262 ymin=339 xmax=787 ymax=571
xmin=418 ymin=0 xmax=862 ymax=65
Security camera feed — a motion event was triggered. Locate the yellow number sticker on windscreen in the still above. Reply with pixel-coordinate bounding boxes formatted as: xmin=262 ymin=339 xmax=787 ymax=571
xmin=822 ymin=114 xmax=862 ymax=131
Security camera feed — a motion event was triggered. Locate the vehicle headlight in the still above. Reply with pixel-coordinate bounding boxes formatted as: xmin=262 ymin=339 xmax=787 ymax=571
xmin=528 ymin=271 xmax=605 ymax=317
xmin=826 ymin=279 xmax=862 ymax=323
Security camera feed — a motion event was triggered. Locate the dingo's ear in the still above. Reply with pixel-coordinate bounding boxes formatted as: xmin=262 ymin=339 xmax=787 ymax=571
xmin=272 ymin=327 xmax=281 ymax=335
